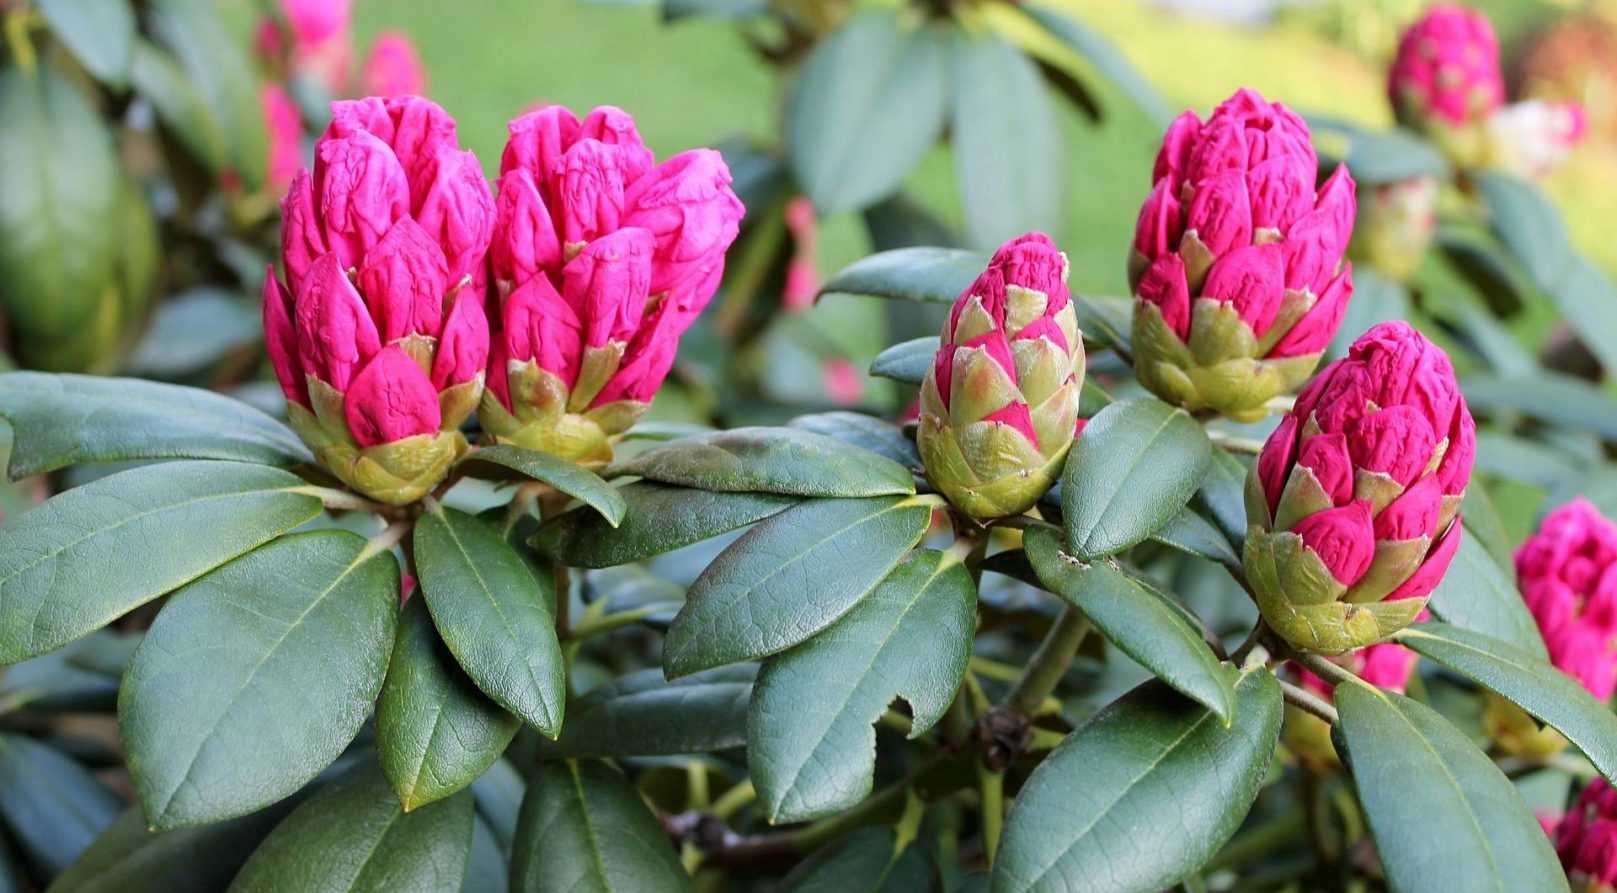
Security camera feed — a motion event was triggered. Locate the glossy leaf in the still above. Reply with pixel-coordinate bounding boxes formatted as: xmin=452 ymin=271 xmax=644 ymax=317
xmin=751 ymin=550 xmax=975 ymax=822
xmin=1015 ymin=4 xmax=1169 ymax=126
xmin=1335 ymin=683 xmax=1568 ymax=893
xmin=1396 ymin=622 xmax=1617 ymax=789
xmin=1151 ymin=506 xmax=1239 ymax=569
xmin=463 ymin=816 xmax=508 ymax=893
xmin=992 ymin=667 xmax=1281 ymax=893
xmin=869 ymin=337 xmax=939 ymax=386
xmin=415 ymin=505 xmax=566 ymax=737
xmin=0 ymin=734 xmax=120 ymax=877
xmin=1427 ymin=529 xmax=1547 ymax=660
xmin=1460 ymin=372 xmax=1617 ymax=441
xmin=120 ymin=531 xmax=399 ymax=830
xmin=37 ymin=0 xmax=135 ymax=86
xmin=782 ymin=827 xmax=937 ymax=892
xmin=612 ymin=426 xmax=914 ymax=497
xmin=950 ymin=29 xmax=1064 ymax=248
xmin=124 ymin=290 xmax=262 ymax=377
xmin=145 ymin=0 xmax=268 ymax=188
xmin=228 ymin=763 xmax=474 ymax=893
xmin=818 ymin=247 xmax=985 ymax=304
xmin=0 ymin=461 xmax=320 ymax=663
xmin=551 ymin=666 xmax=754 ymax=758
xmin=1061 ymin=398 xmax=1211 ymax=560
xmin=1192 ymin=447 xmax=1248 ymax=550
xmin=533 ymin=483 xmax=796 ymax=568
xmin=462 ymin=444 xmax=625 ymax=527
xmin=510 ymin=760 xmax=692 ymax=893
xmin=663 ymin=496 xmax=933 ymax=677
xmin=786 ymin=13 xmax=950 ymax=213
xmin=47 ymin=801 xmax=300 ymax=893
xmin=788 ymin=412 xmax=921 ymax=469
xmin=1071 ymin=294 xmax=1132 ymax=356
xmin=1024 ymin=525 xmax=1232 ymax=721
xmin=0 ymin=374 xmax=309 ymax=478
xmin=379 ymin=599 xmax=521 ymax=812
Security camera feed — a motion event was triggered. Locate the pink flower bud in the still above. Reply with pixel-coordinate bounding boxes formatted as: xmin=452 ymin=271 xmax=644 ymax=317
xmin=412 ymin=148 xmax=496 ymax=291
xmin=326 ymin=96 xmax=459 ymax=200
xmin=262 ymin=270 xmax=305 ymax=407
xmin=356 ymin=218 xmax=449 ymax=342
xmin=280 ymin=0 xmax=349 ymax=49
xmin=1152 ymin=110 xmax=1201 ymax=187
xmin=1185 ymin=115 xmax=1248 ymax=186
xmin=1184 ymin=170 xmax=1252 ymax=261
xmin=561 ymin=228 xmax=654 ymax=349
xmin=1270 ymin=265 xmax=1354 ymax=359
xmin=590 ymin=296 xmax=686 ymax=406
xmin=490 ymin=169 xmax=562 ymax=288
xmin=1297 ymin=432 xmax=1354 ymax=507
xmin=556 ymin=139 xmax=629 ymax=247
xmin=580 ymin=106 xmax=655 ymax=184
xmin=431 ymin=292 xmax=489 ymax=391
xmin=359 ymin=32 xmax=427 ymax=99
xmin=1201 ymin=243 xmax=1285 ymax=336
xmin=620 ymin=148 xmax=745 ymax=313
xmin=822 ymin=358 xmax=864 ymax=406
xmin=1138 ymin=254 xmax=1191 ymax=341
xmin=1516 ymin=499 xmax=1617 ymax=700
xmin=281 ymin=171 xmax=328 ymax=297
xmin=1385 ymin=520 xmax=1463 ymax=602
xmin=1347 ymin=405 xmax=1438 ymax=489
xmin=263 ymin=85 xmax=305 ymax=194
xmin=311 ymin=131 xmax=410 ymax=272
xmin=1389 ymin=5 xmax=1505 ymax=129
xmin=1374 ymin=475 xmax=1442 ymax=542
xmin=1132 ymin=179 xmax=1183 ymax=261
xmin=501 ymin=105 xmax=582 ymax=181
xmin=1246 ymin=156 xmax=1312 ymax=233
xmin=1358 ymin=642 xmax=1419 ymax=692
xmin=982 ymin=401 xmax=1039 ymax=446
xmin=293 ymin=253 xmax=381 ymax=392
xmin=1294 ymin=501 xmax=1376 ymax=585
xmin=343 ymin=345 xmax=442 ymax=447
xmin=503 ymin=273 xmax=584 ymax=388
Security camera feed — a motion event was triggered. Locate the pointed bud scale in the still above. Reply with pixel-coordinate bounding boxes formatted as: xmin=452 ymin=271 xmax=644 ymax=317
xmin=1244 ymin=322 xmax=1471 ymax=653
xmin=917 ymin=232 xmax=1085 ymax=520
xmin=480 ymin=104 xmax=744 ymax=464
xmin=267 ymin=96 xmax=491 ymax=504
xmin=1130 ymin=87 xmax=1357 ymax=421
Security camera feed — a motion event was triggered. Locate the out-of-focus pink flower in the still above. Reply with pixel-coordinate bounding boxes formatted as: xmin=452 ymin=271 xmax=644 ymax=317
xmin=1556 ymin=779 xmax=1617 ymax=889
xmin=1487 ymin=100 xmax=1589 ymax=178
xmin=281 ymin=0 xmax=351 ymax=48
xmin=266 ymin=95 xmax=492 ymax=504
xmin=1248 ymin=322 xmax=1473 ymax=654
xmin=262 ymin=84 xmax=305 ymax=193
xmin=1516 ymin=499 xmax=1617 ymax=701
xmin=271 ymin=0 xmax=354 ymax=95
xmin=1389 ymin=5 xmax=1505 ymax=130
xmin=821 ymin=358 xmax=863 ymax=406
xmin=360 ymin=31 xmax=427 ymax=99
xmin=782 ymin=197 xmax=819 ymax=312
xmin=481 ymin=104 xmax=745 ymax=463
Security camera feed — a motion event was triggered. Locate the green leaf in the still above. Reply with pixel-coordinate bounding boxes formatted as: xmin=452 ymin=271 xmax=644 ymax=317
xmin=1396 ymin=622 xmax=1617 ymax=790
xmin=819 ymin=247 xmax=986 ymax=304
xmin=533 ymin=482 xmax=796 ymax=568
xmin=129 ymin=38 xmax=226 ymax=172
xmin=0 ymin=734 xmax=120 ymax=877
xmin=1460 ymin=485 xmax=1515 ymax=571
xmin=1309 ymin=119 xmax=1449 ymax=185
xmin=37 ymin=0 xmax=135 ymax=86
xmin=463 ymin=815 xmax=508 ymax=893
xmin=611 ymin=426 xmax=914 ymax=497
xmin=470 ymin=760 xmax=524 ymax=853
xmin=0 ymin=68 xmax=122 ymax=349
xmin=1474 ymin=172 xmax=1617 ymax=373
xmin=950 ymin=29 xmax=1064 ymax=248
xmin=47 ymin=800 xmax=300 ymax=893
xmin=124 ymin=289 xmax=261 ymax=378
xmin=1151 ymin=506 xmax=1239 ymax=569
xmin=1024 ymin=526 xmax=1232 ymax=721
xmin=1460 ymin=372 xmax=1617 ymax=441
xmin=992 ymin=667 xmax=1281 ymax=893
xmin=788 ymin=412 xmax=920 ymax=469
xmin=510 ymin=760 xmax=692 ymax=893
xmin=1427 ymin=529 xmax=1547 ymax=660
xmin=1071 ymin=294 xmax=1132 ymax=356
xmin=0 ymin=631 xmax=132 ymax=714
xmin=120 ymin=530 xmax=399 ymax=830
xmin=786 ymin=13 xmax=949 ymax=213
xmin=414 ymin=504 xmax=566 ymax=737
xmin=551 ymin=666 xmax=754 ymax=758
xmin=1061 ymin=398 xmax=1211 ymax=560
xmin=378 ymin=599 xmax=520 ymax=813
xmin=869 ymin=337 xmax=939 ymax=386
xmin=663 ymin=496 xmax=933 ymax=677
xmin=0 ymin=461 xmax=321 ymax=663
xmin=462 ymin=444 xmax=625 ymax=527
xmin=1334 ymin=683 xmax=1568 ymax=893
xmin=751 ymin=550 xmax=975 ymax=822
xmin=228 ymin=763 xmax=474 ymax=893
xmin=145 ymin=0 xmax=268 ymax=188
xmin=1015 ymin=4 xmax=1170 ymax=126
xmin=782 ymin=826 xmax=937 ymax=892
xmin=1193 ymin=447 xmax=1248 ymax=550
xmin=0 ymin=374 xmax=310 ymax=479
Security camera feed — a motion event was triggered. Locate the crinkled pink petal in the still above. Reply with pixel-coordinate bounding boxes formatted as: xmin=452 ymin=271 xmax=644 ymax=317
xmin=1270 ymin=264 xmax=1354 ymax=359
xmin=989 ymin=232 xmax=1069 ymax=312
xmin=262 ymin=269 xmax=307 ymax=408
xmin=556 ymin=138 xmax=629 ymax=247
xmin=1355 ymin=322 xmax=1461 ymax=436
xmin=962 ymin=330 xmax=1019 ymax=386
xmin=491 ymin=168 xmax=562 ymax=288
xmin=1152 ymin=110 xmax=1202 ymax=187
xmin=1246 ymin=155 xmax=1313 ymax=233
xmin=1296 ymin=432 xmax=1353 ymax=507
xmin=485 ymin=339 xmax=512 ymax=411
xmin=1186 ymin=115 xmax=1249 ymax=185
xmin=1202 ymin=242 xmax=1286 ymax=336
xmin=502 ymin=273 xmax=583 ymax=387
xmin=431 ymin=292 xmax=489 ymax=391
xmin=620 ymin=148 xmax=744 ymax=312
xmin=1347 ymin=405 xmax=1439 ymax=489
xmin=580 ymin=105 xmax=655 ymax=184
xmin=1293 ymin=499 xmax=1376 ymax=585
xmin=1184 ymin=170 xmax=1253 ymax=261
xmin=356 ymin=218 xmax=449 ymax=342
xmin=412 ymin=148 xmax=496 ymax=295
xmin=933 ymin=344 xmax=958 ymax=413
xmin=1257 ymin=413 xmax=1301 ymax=518
xmin=1312 ymin=165 xmax=1358 ymax=254
xmin=293 ymin=252 xmax=382 ymax=392
xmin=1435 ymin=400 xmax=1476 ymax=497
xmin=280 ymin=170 xmax=328 ymax=297
xmin=983 ymin=401 xmax=1039 ymax=449
xmin=1374 ymin=474 xmax=1443 ymax=542
xmin=561 ymin=227 xmax=654 ymax=348
xmin=1279 ymin=208 xmax=1341 ymax=297
xmin=1132 ymin=178 xmax=1182 ymax=261
xmin=592 ymin=295 xmax=687 ymax=406
xmin=312 ymin=130 xmax=410 ymax=272
xmin=343 ymin=345 xmax=442 ymax=447
xmin=1386 ymin=519 xmax=1463 ymax=601
xmin=1137 ymin=253 xmax=1191 ymax=341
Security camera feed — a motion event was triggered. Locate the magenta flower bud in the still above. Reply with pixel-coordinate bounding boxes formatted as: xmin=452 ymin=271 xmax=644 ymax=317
xmin=1244 ymin=322 xmax=1471 ymax=653
xmin=481 ymin=104 xmax=745 ymax=464
xmin=1555 ymin=780 xmax=1617 ymax=889
xmin=1389 ymin=5 xmax=1505 ymax=136
xmin=359 ymin=31 xmax=427 ymax=99
xmin=1515 ymin=500 xmax=1617 ymax=701
xmin=263 ymin=84 xmax=305 ymax=194
xmin=266 ymin=96 xmax=492 ymax=504
xmin=1129 ymin=87 xmax=1358 ymax=421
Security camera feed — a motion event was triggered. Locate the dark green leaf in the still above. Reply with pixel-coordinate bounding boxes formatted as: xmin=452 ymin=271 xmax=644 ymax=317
xmin=471 ymin=760 xmax=524 ymax=854
xmin=611 ymin=426 xmax=914 ymax=497
xmin=124 ymin=290 xmax=261 ymax=377
xmin=786 ymin=13 xmax=949 ymax=213
xmin=228 ymin=763 xmax=474 ymax=893
xmin=1024 ymin=526 xmax=1232 ymax=721
xmin=1193 ymin=447 xmax=1248 ymax=549
xmin=1460 ymin=485 xmax=1514 ymax=571
xmin=662 ymin=0 xmax=765 ymax=22
xmin=788 ymin=412 xmax=921 ymax=469
xmin=1061 ymin=398 xmax=1211 ymax=560
xmin=551 ymin=666 xmax=754 ymax=758
xmin=129 ymin=38 xmax=226 ymax=171
xmin=533 ymin=483 xmax=796 ymax=568
xmin=1461 ymin=372 xmax=1617 ymax=441
xmin=992 ymin=667 xmax=1281 ymax=893
xmin=379 ymin=599 xmax=520 ymax=812
xmin=1151 ymin=507 xmax=1239 ymax=569
xmin=869 ymin=337 xmax=939 ymax=385
xmin=47 ymin=800 xmax=300 ymax=893
xmin=38 ymin=0 xmax=135 ymax=86
xmin=663 ymin=496 xmax=933 ymax=677
xmin=510 ymin=760 xmax=692 ymax=893
xmin=1312 ymin=121 xmax=1448 ymax=185
xmin=1015 ymin=4 xmax=1169 ymax=126
xmin=462 ymin=445 xmax=625 ymax=527
xmin=121 ymin=530 xmax=399 ymax=830
xmin=145 ymin=0 xmax=268 ymax=188
xmin=782 ymin=826 xmax=938 ymax=892
xmin=1427 ymin=530 xmax=1547 ymax=659
xmin=950 ymin=30 xmax=1063 ymax=248
xmin=0 ymin=734 xmax=120 ymax=877
xmin=1071 ymin=294 xmax=1132 ymax=356
xmin=0 ymin=374 xmax=309 ymax=478
xmin=751 ymin=550 xmax=975 ymax=822
xmin=0 ymin=632 xmax=128 ymax=713
xmin=462 ymin=816 xmax=507 ymax=893
xmin=1335 ymin=683 xmax=1568 ymax=893
xmin=415 ymin=505 xmax=566 ymax=736
xmin=1396 ymin=622 xmax=1617 ymax=790
xmin=0 ymin=461 xmax=321 ymax=663
xmin=819 ymin=247 xmax=986 ymax=304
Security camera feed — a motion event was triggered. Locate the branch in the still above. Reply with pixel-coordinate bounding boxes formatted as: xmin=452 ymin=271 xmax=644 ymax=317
xmin=1005 ymin=603 xmax=1091 ymax=715
xmin=1279 ymin=679 xmax=1339 ymax=726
